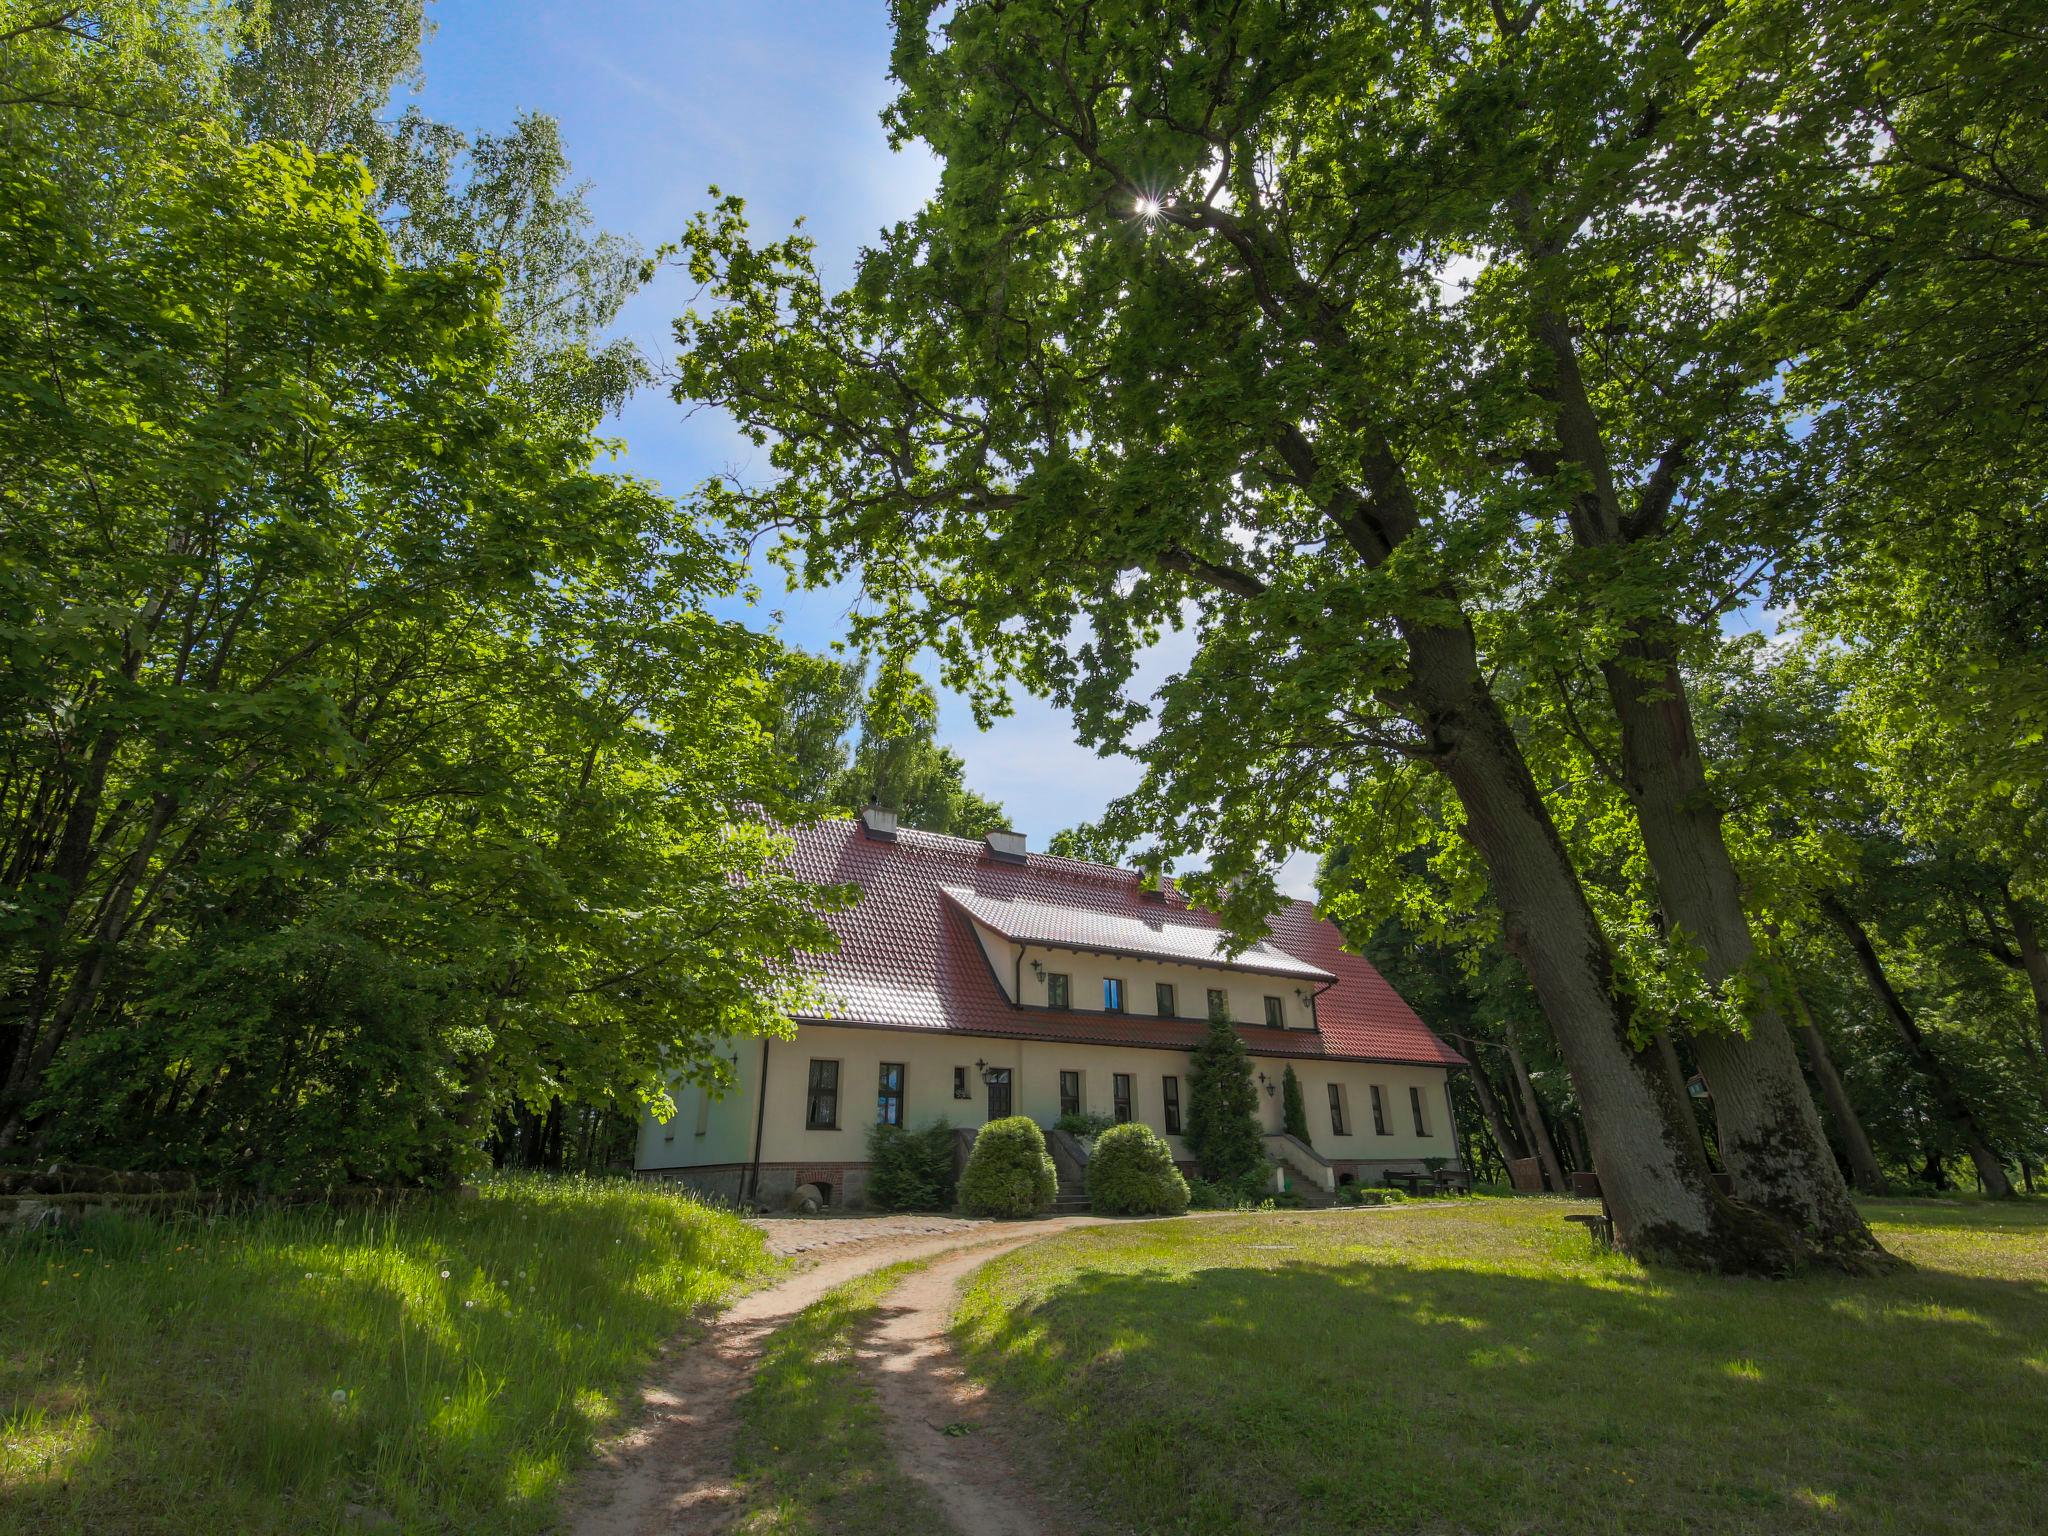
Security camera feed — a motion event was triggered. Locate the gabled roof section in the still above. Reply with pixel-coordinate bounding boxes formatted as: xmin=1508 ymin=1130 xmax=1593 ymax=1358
xmin=774 ymin=818 xmax=1464 ymax=1068
xmin=939 ymin=885 xmax=1337 ymax=982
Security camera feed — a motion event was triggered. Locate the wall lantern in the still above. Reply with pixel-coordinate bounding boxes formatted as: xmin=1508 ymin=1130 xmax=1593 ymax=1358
xmin=1256 ymin=1070 xmax=1277 ymax=1099
xmin=974 ymin=1057 xmax=1004 ymax=1085
xmin=1030 ymin=959 xmax=1045 ymax=981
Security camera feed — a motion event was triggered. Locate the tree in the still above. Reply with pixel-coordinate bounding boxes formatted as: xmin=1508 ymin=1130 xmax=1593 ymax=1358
xmin=1183 ymin=1011 xmax=1265 ymax=1185
xmin=675 ymin=0 xmax=1810 ymax=1272
xmin=1279 ymin=1063 xmax=1310 ymax=1147
xmin=0 ymin=13 xmax=842 ymax=1182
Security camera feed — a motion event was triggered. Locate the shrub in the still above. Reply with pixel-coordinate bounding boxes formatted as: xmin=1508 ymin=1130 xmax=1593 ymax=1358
xmin=1086 ymin=1123 xmax=1190 ymax=1215
xmin=1280 ymin=1064 xmax=1311 ymax=1145
xmin=1186 ymin=1168 xmax=1275 ymax=1210
xmin=957 ymin=1116 xmax=1057 ymax=1217
xmin=865 ymin=1119 xmax=957 ymax=1211
xmin=1336 ymin=1185 xmax=1405 ymax=1207
xmin=1053 ymin=1110 xmax=1116 ymax=1140
xmin=1184 ymin=1011 xmax=1265 ymax=1182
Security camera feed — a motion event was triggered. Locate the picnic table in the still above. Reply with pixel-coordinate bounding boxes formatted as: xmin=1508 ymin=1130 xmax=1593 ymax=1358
xmin=1383 ymin=1168 xmax=1431 ymax=1196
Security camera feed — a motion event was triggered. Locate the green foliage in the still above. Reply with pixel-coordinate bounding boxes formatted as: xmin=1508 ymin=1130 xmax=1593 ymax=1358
xmin=1186 ymin=1172 xmax=1274 ymax=1212
xmin=956 ymin=1116 xmax=1057 ymax=1218
xmin=1335 ymin=1185 xmax=1405 ymax=1207
xmin=760 ymin=654 xmax=1009 ymax=835
xmin=1183 ymin=1015 xmax=1266 ymax=1184
xmin=863 ymin=1119 xmax=957 ymax=1212
xmin=1084 ymin=1122 xmax=1189 ymax=1217
xmin=1279 ymin=1064 xmax=1311 ymax=1146
xmin=0 ymin=1175 xmax=771 ymax=1531
xmin=0 ymin=15 xmax=843 ymax=1185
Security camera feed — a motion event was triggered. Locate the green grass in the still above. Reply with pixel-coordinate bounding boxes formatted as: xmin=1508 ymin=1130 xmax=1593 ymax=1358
xmin=732 ymin=1260 xmax=949 ymax=1535
xmin=955 ymin=1197 xmax=2048 ymax=1535
xmin=0 ymin=1174 xmax=774 ymax=1534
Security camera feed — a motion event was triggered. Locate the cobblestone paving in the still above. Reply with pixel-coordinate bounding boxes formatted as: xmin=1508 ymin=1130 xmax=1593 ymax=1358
xmin=746 ymin=1211 xmax=1000 ymax=1256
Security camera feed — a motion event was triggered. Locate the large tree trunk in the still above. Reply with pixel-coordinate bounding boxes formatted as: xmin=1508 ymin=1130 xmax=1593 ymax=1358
xmin=1404 ymin=623 xmax=1798 ymax=1272
xmin=1559 ymin=1112 xmax=1590 ymax=1179
xmin=1823 ymin=895 xmax=2013 ymax=1197
xmin=1506 ymin=1041 xmax=1568 ymax=1192
xmin=1786 ymin=985 xmax=1888 ymax=1196
xmin=1514 ymin=279 xmax=1882 ymax=1265
xmin=1598 ymin=641 xmax=1888 ymax=1266
xmin=2004 ymin=886 xmax=2048 ymax=1066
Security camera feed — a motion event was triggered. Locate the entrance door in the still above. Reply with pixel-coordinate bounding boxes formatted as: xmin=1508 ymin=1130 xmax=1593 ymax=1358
xmin=985 ymin=1067 xmax=1013 ymax=1120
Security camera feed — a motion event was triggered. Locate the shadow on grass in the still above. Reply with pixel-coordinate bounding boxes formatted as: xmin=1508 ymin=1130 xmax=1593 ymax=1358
xmin=957 ymin=1227 xmax=2048 ymax=1536
xmin=0 ymin=1177 xmax=766 ymax=1535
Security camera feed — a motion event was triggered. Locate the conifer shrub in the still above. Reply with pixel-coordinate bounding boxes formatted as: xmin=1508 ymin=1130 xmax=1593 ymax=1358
xmin=1184 ymin=1011 xmax=1266 ymax=1182
xmin=1086 ymin=1122 xmax=1190 ymax=1216
xmin=957 ymin=1116 xmax=1057 ymax=1217
xmin=1280 ymin=1063 xmax=1311 ymax=1145
xmin=864 ymin=1118 xmax=957 ymax=1211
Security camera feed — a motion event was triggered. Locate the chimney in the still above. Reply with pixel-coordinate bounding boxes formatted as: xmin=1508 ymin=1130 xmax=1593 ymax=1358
xmin=983 ymin=829 xmax=1027 ymax=864
xmin=860 ymin=805 xmax=899 ymax=841
xmin=1138 ymin=876 xmax=1177 ymax=904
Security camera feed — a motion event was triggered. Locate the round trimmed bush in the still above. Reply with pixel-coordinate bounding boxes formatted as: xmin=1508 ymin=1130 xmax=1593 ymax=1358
xmin=1086 ymin=1122 xmax=1190 ymax=1216
xmin=957 ymin=1115 xmax=1058 ymax=1217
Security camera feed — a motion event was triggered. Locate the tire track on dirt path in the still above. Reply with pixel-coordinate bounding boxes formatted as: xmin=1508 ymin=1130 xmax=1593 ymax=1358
xmin=860 ymin=1233 xmax=1095 ymax=1536
xmin=563 ymin=1219 xmax=1097 ymax=1536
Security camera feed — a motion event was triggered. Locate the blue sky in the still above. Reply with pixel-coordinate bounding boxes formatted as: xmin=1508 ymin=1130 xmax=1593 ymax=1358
xmin=405 ymin=0 xmax=1224 ymax=874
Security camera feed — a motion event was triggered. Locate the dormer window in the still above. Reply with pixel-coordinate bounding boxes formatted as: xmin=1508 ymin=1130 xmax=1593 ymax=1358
xmin=1263 ymin=995 xmax=1286 ymax=1028
xmin=1104 ymin=977 xmax=1126 ymax=1013
xmin=1046 ymin=972 xmax=1070 ymax=1009
xmin=1155 ymin=982 xmax=1177 ymax=1017
xmin=1207 ymin=988 xmax=1230 ymax=1021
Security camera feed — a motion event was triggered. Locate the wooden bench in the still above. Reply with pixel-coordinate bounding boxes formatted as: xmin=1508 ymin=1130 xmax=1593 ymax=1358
xmin=1383 ymin=1168 xmax=1430 ymax=1196
xmin=1565 ymin=1211 xmax=1615 ymax=1246
xmin=1565 ymin=1168 xmax=1613 ymax=1245
xmin=1432 ymin=1167 xmax=1473 ymax=1195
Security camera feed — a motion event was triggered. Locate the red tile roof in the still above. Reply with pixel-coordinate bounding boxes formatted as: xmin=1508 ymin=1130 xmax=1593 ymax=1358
xmin=777 ymin=818 xmax=1464 ymax=1068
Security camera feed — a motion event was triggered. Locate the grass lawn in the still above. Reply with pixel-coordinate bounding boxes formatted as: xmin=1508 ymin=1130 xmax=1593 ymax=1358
xmin=0 ymin=1174 xmax=773 ymax=1534
xmin=732 ymin=1260 xmax=949 ymax=1535
xmin=955 ymin=1197 xmax=2048 ymax=1535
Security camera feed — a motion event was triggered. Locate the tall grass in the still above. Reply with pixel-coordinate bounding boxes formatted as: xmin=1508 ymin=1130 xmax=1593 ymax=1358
xmin=0 ymin=1174 xmax=773 ymax=1534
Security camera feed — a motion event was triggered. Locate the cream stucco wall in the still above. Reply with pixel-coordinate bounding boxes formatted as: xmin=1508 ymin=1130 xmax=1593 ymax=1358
xmin=636 ymin=1021 xmax=1457 ymax=1181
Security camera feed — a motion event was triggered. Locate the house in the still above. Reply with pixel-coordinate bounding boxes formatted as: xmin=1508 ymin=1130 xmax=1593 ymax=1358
xmin=635 ymin=809 xmax=1467 ymax=1206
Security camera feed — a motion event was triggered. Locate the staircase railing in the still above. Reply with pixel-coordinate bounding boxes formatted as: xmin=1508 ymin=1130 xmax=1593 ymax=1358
xmin=1263 ymin=1131 xmax=1337 ymax=1194
xmin=1044 ymin=1127 xmax=1092 ymax=1195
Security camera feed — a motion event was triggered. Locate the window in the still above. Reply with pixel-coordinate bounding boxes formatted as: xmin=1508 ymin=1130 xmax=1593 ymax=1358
xmin=985 ymin=1067 xmax=1012 ymax=1119
xmin=1155 ymin=981 xmax=1177 ymax=1017
xmin=1370 ymin=1083 xmax=1388 ymax=1136
xmin=805 ymin=1060 xmax=840 ymax=1129
xmin=1327 ymin=1083 xmax=1348 ymax=1137
xmin=1113 ymin=1073 xmax=1133 ymax=1122
xmin=1264 ymin=995 xmax=1286 ymax=1028
xmin=1162 ymin=1075 xmax=1182 ymax=1134
xmin=1059 ymin=1070 xmax=1081 ymax=1119
xmin=877 ymin=1062 xmax=905 ymax=1126
xmin=953 ymin=1065 xmax=970 ymax=1100
xmin=1046 ymin=971 xmax=1071 ymax=1009
xmin=1410 ymin=1084 xmax=1429 ymax=1137
xmin=1104 ymin=977 xmax=1125 ymax=1013
xmin=1206 ymin=987 xmax=1230 ymax=1021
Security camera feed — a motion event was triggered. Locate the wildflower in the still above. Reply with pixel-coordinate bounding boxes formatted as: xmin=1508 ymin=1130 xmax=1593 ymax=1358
xmin=464 ymin=1299 xmax=475 ymax=1309
xmin=331 ymin=1389 xmax=348 ymax=1406
xmin=441 ymin=1269 xmax=450 ymax=1279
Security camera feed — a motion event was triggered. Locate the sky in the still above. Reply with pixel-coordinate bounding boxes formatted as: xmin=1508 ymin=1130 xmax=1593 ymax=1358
xmin=399 ymin=1 xmax=1302 ymax=887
